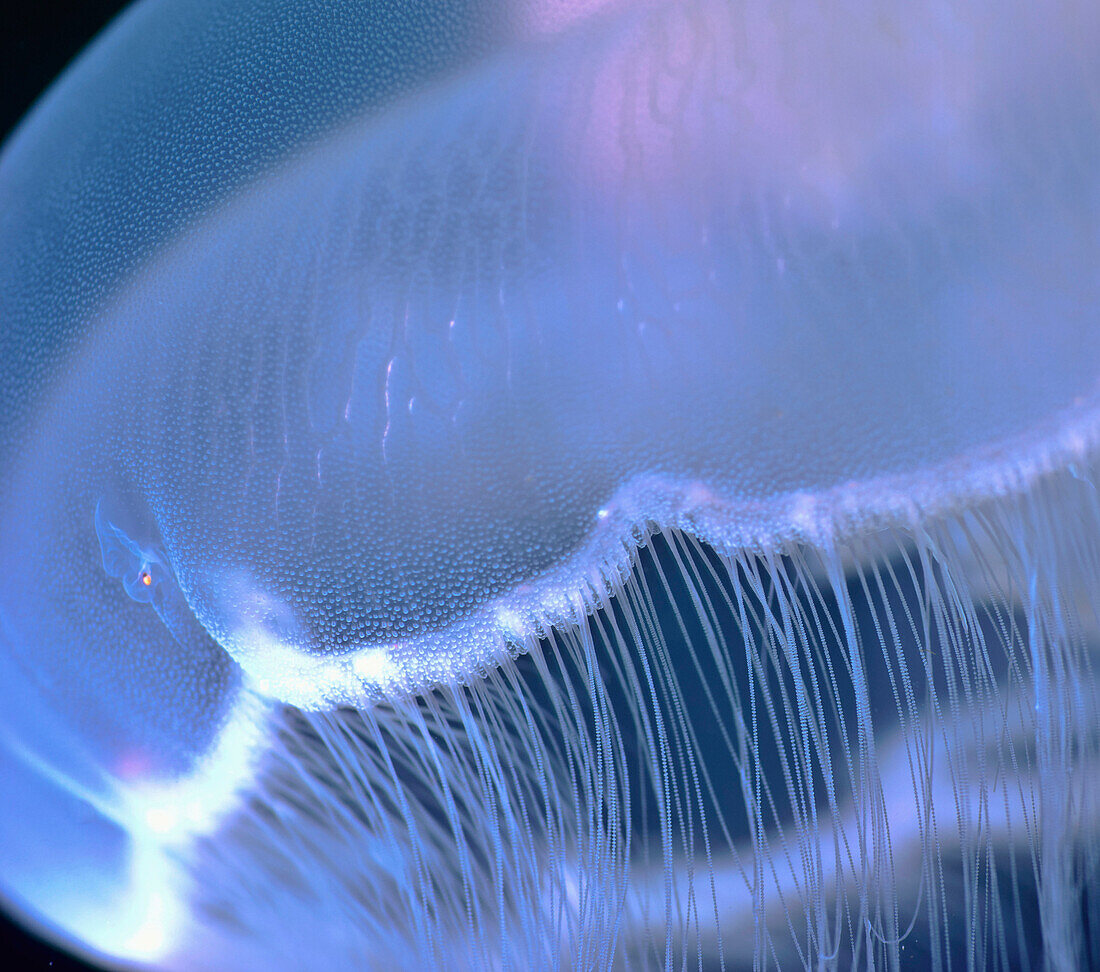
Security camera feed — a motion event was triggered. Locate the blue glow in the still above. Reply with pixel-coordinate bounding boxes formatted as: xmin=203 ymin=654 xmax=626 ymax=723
xmin=1 ymin=1 xmax=1099 ymax=969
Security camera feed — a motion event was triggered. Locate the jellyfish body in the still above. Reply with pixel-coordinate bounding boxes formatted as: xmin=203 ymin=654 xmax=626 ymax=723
xmin=1 ymin=0 xmax=1099 ymax=969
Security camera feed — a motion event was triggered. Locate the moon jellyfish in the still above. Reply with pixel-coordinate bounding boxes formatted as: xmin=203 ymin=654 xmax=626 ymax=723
xmin=2 ymin=0 xmax=1100 ymax=968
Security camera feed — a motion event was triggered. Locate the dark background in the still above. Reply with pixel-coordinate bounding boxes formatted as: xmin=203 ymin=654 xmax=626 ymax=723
xmin=3 ymin=8 xmax=128 ymax=968
xmin=4 ymin=3 xmax=130 ymax=141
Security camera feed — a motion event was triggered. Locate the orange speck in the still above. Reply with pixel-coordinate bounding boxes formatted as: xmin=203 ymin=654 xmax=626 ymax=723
xmin=140 ymin=572 xmax=152 ymax=586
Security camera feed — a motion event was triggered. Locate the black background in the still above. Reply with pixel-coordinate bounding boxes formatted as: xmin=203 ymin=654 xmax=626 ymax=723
xmin=4 ymin=3 xmax=130 ymax=141
xmin=3 ymin=7 xmax=128 ymax=968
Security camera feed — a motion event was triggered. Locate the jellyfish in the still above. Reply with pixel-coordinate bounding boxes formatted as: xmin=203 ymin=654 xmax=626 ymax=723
xmin=1 ymin=0 xmax=1099 ymax=968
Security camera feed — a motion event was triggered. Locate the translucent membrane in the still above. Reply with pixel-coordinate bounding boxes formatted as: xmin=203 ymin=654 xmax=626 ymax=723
xmin=0 ymin=0 xmax=1098 ymax=968
xmin=190 ymin=482 xmax=1100 ymax=970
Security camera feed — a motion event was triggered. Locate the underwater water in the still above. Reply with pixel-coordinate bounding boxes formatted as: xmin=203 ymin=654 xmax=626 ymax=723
xmin=1 ymin=0 xmax=1099 ymax=968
